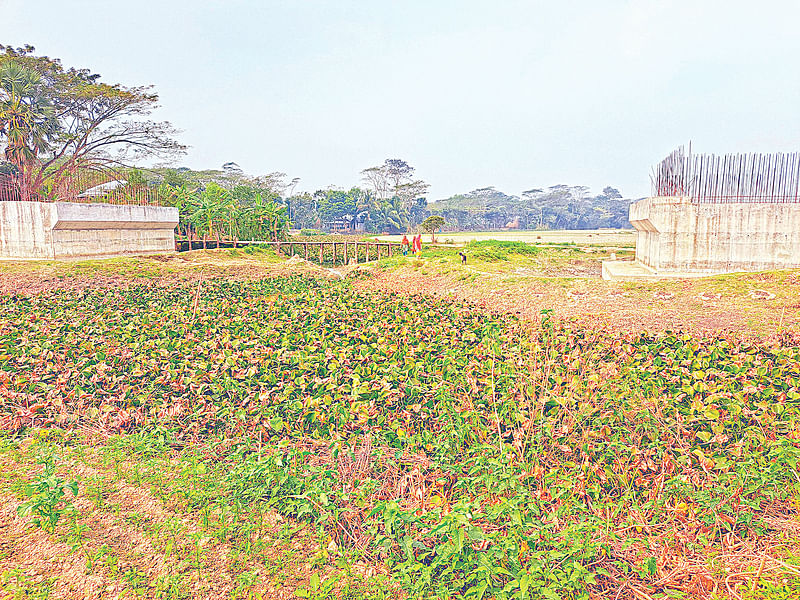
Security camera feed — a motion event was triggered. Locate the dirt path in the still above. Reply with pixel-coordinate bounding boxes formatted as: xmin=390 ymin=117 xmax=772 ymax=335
xmin=0 ymin=251 xmax=340 ymax=297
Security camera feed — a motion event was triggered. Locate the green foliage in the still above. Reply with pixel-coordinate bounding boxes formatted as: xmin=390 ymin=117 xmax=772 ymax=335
xmin=0 ymin=44 xmax=184 ymax=202
xmin=124 ymin=168 xmax=147 ymax=187
xmin=161 ymin=168 xmax=189 ymax=188
xmin=421 ymin=216 xmax=446 ymax=241
xmin=466 ymin=239 xmax=541 ymax=261
xmin=1 ymin=569 xmax=56 ymax=599
xmin=290 ymin=185 xmax=427 ymax=234
xmin=295 ymin=573 xmax=339 ymax=599
xmin=162 ymin=183 xmax=289 ymax=242
xmin=428 ymin=185 xmax=633 ymax=231
xmin=316 ymin=188 xmax=359 ymax=221
xmin=0 ymin=61 xmax=58 ymax=168
xmin=421 ymin=215 xmax=445 ymax=231
xmin=2 ymin=277 xmax=800 ymax=598
xmin=745 ymin=567 xmax=800 ymax=600
xmin=17 ymin=456 xmax=78 ymax=533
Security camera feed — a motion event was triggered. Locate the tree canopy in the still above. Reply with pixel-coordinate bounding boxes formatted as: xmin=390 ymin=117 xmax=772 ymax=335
xmin=428 ymin=185 xmax=634 ymax=230
xmin=421 ymin=215 xmax=446 ymax=242
xmin=0 ymin=44 xmax=185 ymax=201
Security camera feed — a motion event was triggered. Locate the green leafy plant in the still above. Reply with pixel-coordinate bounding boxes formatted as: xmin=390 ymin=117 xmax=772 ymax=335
xmin=1 ymin=569 xmax=56 ymax=599
xmin=17 ymin=457 xmax=78 ymax=533
xmin=466 ymin=239 xmax=541 ymax=261
xmin=295 ymin=572 xmax=341 ymax=599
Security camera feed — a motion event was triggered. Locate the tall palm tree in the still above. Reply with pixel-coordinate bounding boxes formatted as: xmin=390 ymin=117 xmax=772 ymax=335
xmin=0 ymin=61 xmax=59 ymax=200
xmin=377 ymin=196 xmax=409 ymax=232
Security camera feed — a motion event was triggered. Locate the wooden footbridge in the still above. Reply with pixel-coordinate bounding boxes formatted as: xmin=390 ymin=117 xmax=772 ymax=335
xmin=176 ymin=238 xmax=402 ymax=265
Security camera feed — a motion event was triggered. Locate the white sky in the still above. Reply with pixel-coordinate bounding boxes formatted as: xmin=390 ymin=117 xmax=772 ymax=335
xmin=3 ymin=0 xmax=799 ymax=199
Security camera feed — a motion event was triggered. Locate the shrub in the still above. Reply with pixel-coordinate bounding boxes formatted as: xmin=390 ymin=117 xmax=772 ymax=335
xmin=466 ymin=240 xmax=540 ymax=261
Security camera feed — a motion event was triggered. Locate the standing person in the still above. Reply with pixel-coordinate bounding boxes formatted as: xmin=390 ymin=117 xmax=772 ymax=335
xmin=401 ymin=234 xmax=409 ymax=256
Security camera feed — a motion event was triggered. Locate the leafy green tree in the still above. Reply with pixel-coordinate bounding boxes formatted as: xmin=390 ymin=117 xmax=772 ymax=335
xmin=316 ymin=188 xmax=357 ymax=221
xmin=161 ymin=184 xmax=197 ymax=238
xmin=0 ymin=44 xmax=184 ymax=201
xmin=371 ymin=196 xmax=409 ymax=233
xmin=360 ymin=158 xmax=429 ymax=212
xmin=188 ymin=183 xmax=229 ymax=244
xmin=421 ymin=215 xmax=445 ymax=243
xmin=161 ymin=168 xmax=189 ymax=188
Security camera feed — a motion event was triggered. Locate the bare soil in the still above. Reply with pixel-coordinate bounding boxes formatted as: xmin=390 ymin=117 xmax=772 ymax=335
xmin=354 ymin=262 xmax=800 ymax=340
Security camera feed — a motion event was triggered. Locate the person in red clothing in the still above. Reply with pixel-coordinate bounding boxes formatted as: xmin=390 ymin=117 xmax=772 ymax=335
xmin=401 ymin=234 xmax=409 ymax=256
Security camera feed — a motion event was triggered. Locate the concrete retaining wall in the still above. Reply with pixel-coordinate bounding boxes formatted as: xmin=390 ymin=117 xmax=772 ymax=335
xmin=629 ymin=196 xmax=800 ymax=273
xmin=0 ymin=201 xmax=178 ymax=260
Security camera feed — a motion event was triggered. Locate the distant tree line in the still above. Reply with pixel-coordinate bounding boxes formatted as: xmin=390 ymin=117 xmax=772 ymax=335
xmin=151 ymin=158 xmax=432 ymax=239
xmin=145 ymin=165 xmax=636 ymax=240
xmin=426 ymin=185 xmax=635 ymax=231
xmin=287 ymin=159 xmax=429 ymax=234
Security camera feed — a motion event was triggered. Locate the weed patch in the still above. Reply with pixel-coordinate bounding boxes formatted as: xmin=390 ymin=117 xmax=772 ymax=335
xmin=1 ymin=276 xmax=800 ymax=598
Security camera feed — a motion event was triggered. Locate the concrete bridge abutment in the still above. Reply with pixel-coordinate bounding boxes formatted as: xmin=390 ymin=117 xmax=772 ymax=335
xmin=627 ymin=196 xmax=800 ymax=274
xmin=0 ymin=201 xmax=178 ymax=260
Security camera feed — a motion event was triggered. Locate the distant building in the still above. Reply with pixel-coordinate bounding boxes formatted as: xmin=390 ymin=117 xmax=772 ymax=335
xmin=322 ymin=212 xmax=368 ymax=234
xmin=325 ymin=218 xmax=353 ymax=234
xmin=78 ymin=180 xmax=127 ymax=198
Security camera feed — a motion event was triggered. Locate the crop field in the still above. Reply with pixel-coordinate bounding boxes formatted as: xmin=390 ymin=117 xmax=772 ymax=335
xmin=1 ymin=251 xmax=800 ymax=599
xmin=372 ymin=230 xmax=636 ymax=248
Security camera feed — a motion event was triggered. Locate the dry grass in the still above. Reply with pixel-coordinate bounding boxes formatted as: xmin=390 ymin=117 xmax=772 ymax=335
xmin=0 ymin=439 xmax=339 ymax=600
xmin=0 ymin=249 xmax=340 ymax=296
xmin=355 ymin=259 xmax=800 ymax=340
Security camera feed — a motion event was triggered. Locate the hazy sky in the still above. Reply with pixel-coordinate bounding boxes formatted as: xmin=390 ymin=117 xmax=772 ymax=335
xmin=3 ymin=0 xmax=799 ymax=199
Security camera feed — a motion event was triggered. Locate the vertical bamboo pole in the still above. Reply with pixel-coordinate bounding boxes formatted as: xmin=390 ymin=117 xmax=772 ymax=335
xmin=319 ymin=243 xmax=323 ymax=264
